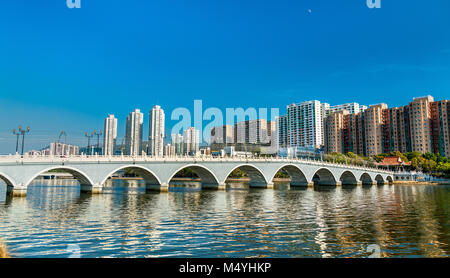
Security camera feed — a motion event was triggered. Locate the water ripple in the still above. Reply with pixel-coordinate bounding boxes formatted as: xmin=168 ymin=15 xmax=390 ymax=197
xmin=0 ymin=181 xmax=449 ymax=257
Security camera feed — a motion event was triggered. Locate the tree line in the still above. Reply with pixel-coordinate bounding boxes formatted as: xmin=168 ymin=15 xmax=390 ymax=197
xmin=325 ymin=151 xmax=450 ymax=179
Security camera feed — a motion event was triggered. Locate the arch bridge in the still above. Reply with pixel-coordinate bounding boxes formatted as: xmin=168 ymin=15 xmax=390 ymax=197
xmin=0 ymin=155 xmax=394 ymax=197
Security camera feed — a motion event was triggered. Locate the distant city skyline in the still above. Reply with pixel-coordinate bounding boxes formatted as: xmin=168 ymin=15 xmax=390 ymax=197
xmin=2 ymin=95 xmax=450 ymax=155
xmin=0 ymin=0 xmax=449 ymax=154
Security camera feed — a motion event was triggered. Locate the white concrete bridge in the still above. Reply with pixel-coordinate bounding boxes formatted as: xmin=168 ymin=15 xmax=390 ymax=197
xmin=0 ymin=155 xmax=394 ymax=197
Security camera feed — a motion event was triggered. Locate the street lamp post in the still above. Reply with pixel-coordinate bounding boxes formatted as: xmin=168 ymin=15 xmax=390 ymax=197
xmin=18 ymin=126 xmax=30 ymax=156
xmin=85 ymin=132 xmax=94 ymax=155
xmin=58 ymin=130 xmax=67 ymax=144
xmin=12 ymin=127 xmax=21 ymax=154
xmin=94 ymin=129 xmax=103 ymax=155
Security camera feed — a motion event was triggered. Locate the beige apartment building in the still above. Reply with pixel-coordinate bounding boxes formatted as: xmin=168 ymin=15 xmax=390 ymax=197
xmin=324 ymin=110 xmax=349 ymax=153
xmin=408 ymin=96 xmax=434 ymax=154
xmin=364 ymin=103 xmax=388 ymax=156
xmin=388 ymin=106 xmax=411 ymax=153
xmin=323 ymin=95 xmax=449 ymax=158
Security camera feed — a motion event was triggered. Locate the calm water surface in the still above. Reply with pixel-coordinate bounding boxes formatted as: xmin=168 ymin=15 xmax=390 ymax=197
xmin=0 ymin=179 xmax=449 ymax=258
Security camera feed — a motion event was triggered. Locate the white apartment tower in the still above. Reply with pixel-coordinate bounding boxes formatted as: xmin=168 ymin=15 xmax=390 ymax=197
xmin=149 ymin=105 xmax=165 ymax=157
xmin=286 ymin=100 xmax=324 ymax=149
xmin=171 ymin=133 xmax=184 ymax=155
xmin=183 ymin=127 xmax=200 ymax=155
xmin=328 ymin=102 xmax=366 ymax=115
xmin=125 ymin=109 xmax=144 ymax=156
xmin=103 ymin=114 xmax=118 ymax=156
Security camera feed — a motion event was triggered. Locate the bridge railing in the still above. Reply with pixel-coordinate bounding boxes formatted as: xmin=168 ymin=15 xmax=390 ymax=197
xmin=0 ymin=154 xmax=394 ymax=174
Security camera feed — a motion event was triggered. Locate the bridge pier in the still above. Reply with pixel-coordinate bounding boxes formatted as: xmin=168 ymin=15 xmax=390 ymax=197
xmin=356 ymin=181 xmax=363 ymax=186
xmin=290 ymin=182 xmax=314 ymax=188
xmin=201 ymin=183 xmax=227 ymax=190
xmin=315 ymin=182 xmax=341 ymax=186
xmin=80 ymin=184 xmax=103 ymax=194
xmin=146 ymin=183 xmax=169 ymax=193
xmin=6 ymin=185 xmax=27 ymax=197
xmin=249 ymin=182 xmax=273 ymax=189
xmin=365 ymin=181 xmax=377 ymax=186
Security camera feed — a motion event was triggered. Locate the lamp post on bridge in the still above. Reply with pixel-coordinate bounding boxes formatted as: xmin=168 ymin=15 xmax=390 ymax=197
xmin=12 ymin=127 xmax=21 ymax=154
xmin=93 ymin=129 xmax=103 ymax=155
xmin=58 ymin=130 xmax=67 ymax=144
xmin=20 ymin=127 xmax=30 ymax=156
xmin=12 ymin=126 xmax=30 ymax=155
xmin=85 ymin=132 xmax=94 ymax=155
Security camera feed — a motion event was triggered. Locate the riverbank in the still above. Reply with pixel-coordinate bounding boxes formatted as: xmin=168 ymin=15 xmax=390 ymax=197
xmin=394 ymin=180 xmax=450 ymax=185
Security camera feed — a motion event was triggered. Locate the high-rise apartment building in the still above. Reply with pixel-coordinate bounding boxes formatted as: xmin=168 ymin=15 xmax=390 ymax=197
xmin=164 ymin=144 xmax=175 ymax=157
xmin=408 ymin=96 xmax=434 ymax=154
xmin=44 ymin=142 xmax=79 ymax=156
xmin=125 ymin=109 xmax=144 ymax=156
xmin=328 ymin=102 xmax=366 ymax=115
xmin=171 ymin=133 xmax=184 ymax=155
xmin=267 ymin=120 xmax=276 ymax=146
xmin=286 ymin=100 xmax=324 ymax=149
xmin=324 ymin=110 xmax=349 ymax=153
xmin=215 ymin=119 xmax=275 ymax=147
xmin=103 ymin=114 xmax=118 ymax=156
xmin=276 ymin=115 xmax=288 ymax=149
xmin=323 ymin=95 xmax=449 ymax=157
xmin=363 ymin=103 xmax=389 ymax=156
xmin=210 ymin=125 xmax=234 ymax=145
xmin=247 ymin=119 xmax=272 ymax=144
xmin=387 ymin=106 xmax=411 ymax=154
xmin=149 ymin=105 xmax=165 ymax=157
xmin=431 ymin=100 xmax=450 ymax=157
xmin=234 ymin=121 xmax=247 ymax=144
xmin=183 ymin=127 xmax=200 ymax=155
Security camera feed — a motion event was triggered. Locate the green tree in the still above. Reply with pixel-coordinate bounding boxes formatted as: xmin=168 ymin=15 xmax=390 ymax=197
xmin=345 ymin=152 xmax=356 ymax=159
xmin=405 ymin=151 xmax=422 ymax=161
xmin=423 ymin=152 xmax=437 ymax=162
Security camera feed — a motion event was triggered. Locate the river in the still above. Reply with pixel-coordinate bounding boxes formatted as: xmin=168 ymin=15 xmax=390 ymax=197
xmin=0 ymin=179 xmax=448 ymax=258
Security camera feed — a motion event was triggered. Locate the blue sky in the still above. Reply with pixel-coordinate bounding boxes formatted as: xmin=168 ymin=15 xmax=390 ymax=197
xmin=0 ymin=0 xmax=449 ymax=153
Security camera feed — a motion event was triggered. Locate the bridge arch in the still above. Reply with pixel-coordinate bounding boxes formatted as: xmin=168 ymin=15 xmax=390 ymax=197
xmin=168 ymin=164 xmax=220 ymax=188
xmin=312 ymin=168 xmax=338 ymax=186
xmin=339 ymin=171 xmax=358 ymax=185
xmin=386 ymin=175 xmax=393 ymax=183
xmin=0 ymin=172 xmax=16 ymax=187
xmin=225 ymin=164 xmax=268 ymax=187
xmin=359 ymin=173 xmax=373 ymax=185
xmin=375 ymin=174 xmax=385 ymax=185
xmin=100 ymin=165 xmax=162 ymax=187
xmin=24 ymin=166 xmax=94 ymax=188
xmin=271 ymin=164 xmax=308 ymax=186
